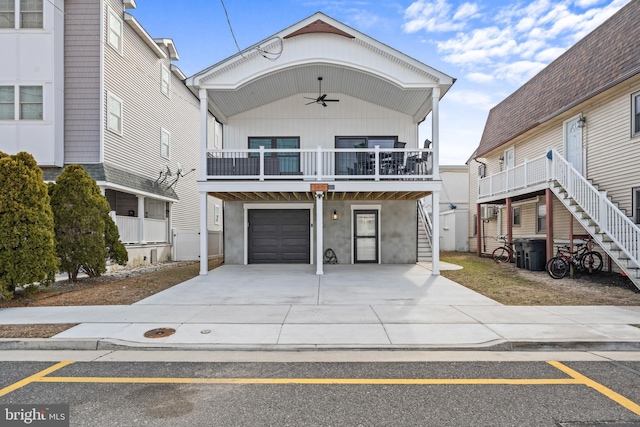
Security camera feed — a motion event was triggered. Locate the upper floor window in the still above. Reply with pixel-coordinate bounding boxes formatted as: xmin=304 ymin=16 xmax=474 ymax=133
xmin=19 ymin=86 xmax=42 ymax=119
xmin=249 ymin=137 xmax=300 ymax=173
xmin=0 ymin=86 xmax=14 ymax=119
xmin=161 ymin=128 xmax=170 ymax=159
xmin=20 ymin=0 xmax=42 ymax=28
xmin=107 ymin=91 xmax=122 ymax=134
xmin=0 ymin=0 xmax=15 ymax=28
xmin=107 ymin=8 xmax=123 ymax=54
xmin=633 ymin=92 xmax=640 ymax=138
xmin=161 ymin=66 xmax=170 ymax=97
xmin=512 ymin=206 xmax=521 ymax=227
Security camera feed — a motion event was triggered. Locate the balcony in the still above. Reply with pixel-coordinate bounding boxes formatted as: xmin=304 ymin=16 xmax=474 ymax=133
xmin=115 ymin=215 xmax=169 ymax=245
xmin=477 ymin=154 xmax=550 ymax=203
xmin=205 ymin=146 xmax=434 ymax=181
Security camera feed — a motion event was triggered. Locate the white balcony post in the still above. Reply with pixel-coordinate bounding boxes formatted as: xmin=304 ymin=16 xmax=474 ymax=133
xmin=523 ymin=158 xmax=528 ymax=187
xmin=431 ymin=86 xmax=440 ymax=180
xmin=137 ymin=195 xmax=146 ymax=244
xmin=259 ymin=146 xmax=265 ymax=181
xmin=199 ymin=89 xmax=208 ymax=180
xmin=199 ymin=192 xmax=209 ymax=275
xmin=374 ymin=145 xmax=380 ymax=181
xmin=315 ymin=191 xmax=324 ymax=275
xmin=316 ymin=146 xmax=322 ymax=181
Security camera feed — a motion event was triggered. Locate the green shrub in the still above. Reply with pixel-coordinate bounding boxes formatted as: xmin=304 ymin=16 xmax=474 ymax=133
xmin=50 ymin=165 xmax=127 ymax=280
xmin=0 ymin=151 xmax=58 ymax=300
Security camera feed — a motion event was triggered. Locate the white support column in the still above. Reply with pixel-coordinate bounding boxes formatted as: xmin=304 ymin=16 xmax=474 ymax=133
xmin=431 ymin=191 xmax=440 ymax=275
xmin=199 ymin=192 xmax=209 ymax=275
xmin=199 ymin=88 xmax=208 ymax=180
xmin=315 ymin=191 xmax=324 ymax=275
xmin=137 ymin=195 xmax=146 ymax=244
xmin=431 ymin=86 xmax=440 ymax=180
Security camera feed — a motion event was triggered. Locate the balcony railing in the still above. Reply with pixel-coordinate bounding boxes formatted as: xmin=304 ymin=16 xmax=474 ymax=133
xmin=205 ymin=147 xmax=434 ymax=181
xmin=478 ymin=155 xmax=548 ymax=198
xmin=115 ymin=215 xmax=168 ymax=244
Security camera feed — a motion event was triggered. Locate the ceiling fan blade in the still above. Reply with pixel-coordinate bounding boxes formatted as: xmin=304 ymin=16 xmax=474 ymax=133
xmin=322 ymin=102 xmax=327 ymax=107
xmin=319 ymin=94 xmax=327 ymax=101
xmin=303 ymin=97 xmax=318 ymax=100
xmin=324 ymin=99 xmax=339 ymax=102
xmin=305 ymin=100 xmax=318 ymax=105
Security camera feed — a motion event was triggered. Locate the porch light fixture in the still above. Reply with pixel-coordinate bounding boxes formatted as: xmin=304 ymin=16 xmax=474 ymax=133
xmin=499 ymin=156 xmax=504 ymax=165
xmin=332 ymin=210 xmax=338 ymax=220
xmin=577 ymin=115 xmax=586 ymax=128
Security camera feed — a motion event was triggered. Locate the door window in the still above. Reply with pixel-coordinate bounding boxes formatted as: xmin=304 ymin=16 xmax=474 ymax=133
xmin=354 ymin=210 xmax=378 ymax=263
xmin=564 ymin=116 xmax=583 ymax=174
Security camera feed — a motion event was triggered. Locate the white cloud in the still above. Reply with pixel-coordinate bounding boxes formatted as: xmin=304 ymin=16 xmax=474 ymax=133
xmin=535 ymin=47 xmax=567 ymax=62
xmin=402 ymin=0 xmax=475 ymax=33
xmin=467 ymin=72 xmax=494 ymax=83
xmin=446 ymin=90 xmax=496 ymax=111
xmin=494 ymin=61 xmax=547 ymax=85
xmin=453 ymin=2 xmax=480 ymax=20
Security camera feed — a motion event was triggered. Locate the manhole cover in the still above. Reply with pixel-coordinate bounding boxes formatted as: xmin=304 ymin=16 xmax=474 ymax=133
xmin=143 ymin=328 xmax=176 ymax=338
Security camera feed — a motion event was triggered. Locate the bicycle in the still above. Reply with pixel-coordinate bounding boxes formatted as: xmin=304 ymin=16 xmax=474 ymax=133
xmin=492 ymin=236 xmax=515 ymax=263
xmin=545 ymin=240 xmax=603 ymax=279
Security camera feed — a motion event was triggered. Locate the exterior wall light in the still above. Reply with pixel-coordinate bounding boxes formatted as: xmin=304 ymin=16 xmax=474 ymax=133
xmin=332 ymin=210 xmax=338 ymax=220
xmin=577 ymin=115 xmax=586 ymax=128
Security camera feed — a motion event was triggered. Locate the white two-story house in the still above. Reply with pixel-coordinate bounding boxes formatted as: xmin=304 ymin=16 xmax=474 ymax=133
xmin=0 ymin=0 xmax=221 ymax=265
xmin=187 ymin=13 xmax=455 ymax=275
xmin=469 ymin=0 xmax=640 ymax=289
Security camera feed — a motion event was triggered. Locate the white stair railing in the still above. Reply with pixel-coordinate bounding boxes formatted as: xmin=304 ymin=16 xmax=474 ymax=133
xmin=549 ymin=149 xmax=640 ymax=273
xmin=417 ymin=199 xmax=433 ymax=246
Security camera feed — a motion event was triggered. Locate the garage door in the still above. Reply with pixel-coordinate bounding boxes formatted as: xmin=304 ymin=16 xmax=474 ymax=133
xmin=248 ymin=209 xmax=310 ymax=264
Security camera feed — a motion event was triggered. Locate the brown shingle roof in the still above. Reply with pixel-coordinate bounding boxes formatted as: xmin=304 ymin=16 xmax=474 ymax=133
xmin=476 ymin=0 xmax=640 ymax=157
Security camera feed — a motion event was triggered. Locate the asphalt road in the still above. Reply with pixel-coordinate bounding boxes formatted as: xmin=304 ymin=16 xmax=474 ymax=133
xmin=1 ymin=356 xmax=640 ymax=426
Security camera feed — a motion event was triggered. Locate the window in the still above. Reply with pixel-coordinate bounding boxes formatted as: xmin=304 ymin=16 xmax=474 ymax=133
xmin=107 ymin=92 xmax=122 ymax=134
xmin=20 ymin=0 xmax=42 ymax=28
xmin=19 ymin=86 xmax=42 ymax=119
xmin=248 ymin=137 xmax=300 ymax=173
xmin=633 ymin=92 xmax=640 ymax=137
xmin=214 ymin=205 xmax=220 ymax=225
xmin=107 ymin=9 xmax=123 ymax=53
xmin=537 ymin=203 xmax=546 ymax=233
xmin=161 ymin=66 xmax=170 ymax=97
xmin=512 ymin=206 xmax=521 ymax=226
xmin=634 ymin=188 xmax=640 ymax=224
xmin=161 ymin=128 xmax=170 ymax=159
xmin=335 ymin=136 xmax=398 ymax=175
xmin=0 ymin=0 xmax=15 ymax=28
xmin=472 ymin=214 xmax=477 ymax=236
xmin=0 ymin=86 xmax=14 ymax=119
xmin=478 ymin=164 xmax=486 ymax=178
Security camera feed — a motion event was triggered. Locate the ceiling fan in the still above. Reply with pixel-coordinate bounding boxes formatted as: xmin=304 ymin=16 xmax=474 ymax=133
xmin=304 ymin=77 xmax=339 ymax=107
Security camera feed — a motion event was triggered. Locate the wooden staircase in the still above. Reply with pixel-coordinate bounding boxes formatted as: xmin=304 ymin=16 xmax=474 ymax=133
xmin=548 ymin=150 xmax=640 ymax=290
xmin=417 ymin=200 xmax=433 ymax=263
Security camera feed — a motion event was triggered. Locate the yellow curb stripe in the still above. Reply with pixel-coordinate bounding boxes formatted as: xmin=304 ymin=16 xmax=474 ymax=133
xmin=548 ymin=361 xmax=640 ymax=416
xmin=36 ymin=376 xmax=579 ymax=385
xmin=0 ymin=361 xmax=74 ymax=397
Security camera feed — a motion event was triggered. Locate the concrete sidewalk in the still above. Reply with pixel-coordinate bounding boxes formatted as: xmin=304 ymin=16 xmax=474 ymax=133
xmin=1 ymin=263 xmax=639 ymax=351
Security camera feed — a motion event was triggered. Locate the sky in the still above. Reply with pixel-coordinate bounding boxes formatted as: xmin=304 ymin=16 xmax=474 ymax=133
xmin=131 ymin=0 xmax=631 ymax=165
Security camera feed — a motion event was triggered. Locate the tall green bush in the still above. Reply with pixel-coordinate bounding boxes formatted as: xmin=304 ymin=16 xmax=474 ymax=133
xmin=0 ymin=151 xmax=58 ymax=300
xmin=50 ymin=165 xmax=127 ymax=280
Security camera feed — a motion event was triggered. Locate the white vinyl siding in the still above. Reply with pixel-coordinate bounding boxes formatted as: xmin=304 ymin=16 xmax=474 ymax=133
xmin=20 ymin=0 xmax=42 ymax=28
xmin=0 ymin=86 xmax=14 ymax=119
xmin=160 ymin=128 xmax=170 ymax=159
xmin=19 ymin=86 xmax=42 ymax=119
xmin=107 ymin=7 xmax=122 ymax=54
xmin=161 ymin=66 xmax=170 ymax=97
xmin=107 ymin=91 xmax=122 ymax=134
xmin=0 ymin=0 xmax=15 ymax=28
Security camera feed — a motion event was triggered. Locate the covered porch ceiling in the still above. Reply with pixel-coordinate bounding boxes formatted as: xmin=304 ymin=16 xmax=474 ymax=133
xmin=208 ymin=190 xmax=432 ymax=202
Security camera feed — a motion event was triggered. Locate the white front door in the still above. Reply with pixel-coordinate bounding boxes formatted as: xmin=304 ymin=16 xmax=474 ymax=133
xmin=564 ymin=116 xmax=583 ymax=175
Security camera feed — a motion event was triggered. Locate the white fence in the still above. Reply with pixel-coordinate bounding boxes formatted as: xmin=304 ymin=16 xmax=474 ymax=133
xmin=173 ymin=229 xmax=223 ymax=261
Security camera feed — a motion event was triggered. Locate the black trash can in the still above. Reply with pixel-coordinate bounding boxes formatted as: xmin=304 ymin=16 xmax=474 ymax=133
xmin=524 ymin=240 xmax=546 ymax=271
xmin=514 ymin=240 xmax=525 ymax=269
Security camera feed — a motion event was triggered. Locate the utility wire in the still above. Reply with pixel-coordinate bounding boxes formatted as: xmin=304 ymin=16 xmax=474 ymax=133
xmin=219 ymin=0 xmax=246 ymax=58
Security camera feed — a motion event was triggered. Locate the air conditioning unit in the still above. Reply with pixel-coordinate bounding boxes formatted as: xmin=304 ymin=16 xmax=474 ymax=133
xmin=481 ymin=205 xmax=497 ymax=220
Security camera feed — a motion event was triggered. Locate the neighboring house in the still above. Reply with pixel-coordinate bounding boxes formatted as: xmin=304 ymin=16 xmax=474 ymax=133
xmin=469 ymin=0 xmax=640 ymax=288
xmin=186 ymin=12 xmax=455 ymax=275
xmin=433 ymin=165 xmax=469 ymax=252
xmin=0 ymin=0 xmax=222 ymax=265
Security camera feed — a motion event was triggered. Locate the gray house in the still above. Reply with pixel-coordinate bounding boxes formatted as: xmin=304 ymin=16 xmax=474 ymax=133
xmin=0 ymin=0 xmax=221 ymax=264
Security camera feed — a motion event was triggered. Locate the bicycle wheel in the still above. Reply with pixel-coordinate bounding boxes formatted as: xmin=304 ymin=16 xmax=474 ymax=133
xmin=492 ymin=246 xmax=511 ymax=263
xmin=581 ymin=251 xmax=603 ymax=273
xmin=546 ymin=257 xmax=568 ymax=279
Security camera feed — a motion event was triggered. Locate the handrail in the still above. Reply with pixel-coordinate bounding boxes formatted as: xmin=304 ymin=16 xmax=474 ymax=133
xmin=417 ymin=198 xmax=432 ymax=246
xmin=548 ymin=149 xmax=640 ymax=269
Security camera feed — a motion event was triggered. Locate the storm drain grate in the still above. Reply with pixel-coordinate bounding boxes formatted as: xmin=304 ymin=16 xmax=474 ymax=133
xmin=143 ymin=328 xmax=176 ymax=338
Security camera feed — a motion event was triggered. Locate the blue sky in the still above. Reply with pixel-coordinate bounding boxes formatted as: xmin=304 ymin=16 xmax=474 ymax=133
xmin=132 ymin=0 xmax=630 ymax=165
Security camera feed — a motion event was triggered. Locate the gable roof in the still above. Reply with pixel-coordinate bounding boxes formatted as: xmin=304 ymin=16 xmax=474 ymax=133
xmin=186 ymin=12 xmax=455 ymax=123
xmin=476 ymin=0 xmax=640 ymax=157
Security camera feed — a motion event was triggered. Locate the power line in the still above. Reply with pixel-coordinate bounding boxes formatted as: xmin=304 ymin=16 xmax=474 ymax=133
xmin=219 ymin=0 xmax=246 ymax=58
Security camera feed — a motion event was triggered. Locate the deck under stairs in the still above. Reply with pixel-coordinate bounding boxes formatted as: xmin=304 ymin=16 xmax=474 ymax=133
xmin=548 ymin=150 xmax=640 ymax=290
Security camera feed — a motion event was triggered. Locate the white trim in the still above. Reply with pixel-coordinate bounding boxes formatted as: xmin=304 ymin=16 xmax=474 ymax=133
xmin=160 ymin=127 xmax=170 ymax=159
xmin=161 ymin=65 xmax=171 ymax=97
xmin=123 ymin=13 xmax=166 ymax=59
xmin=106 ymin=90 xmax=123 ymax=135
xmin=98 ymin=182 xmax=178 ymax=202
xmin=350 ymin=204 xmax=381 ymax=264
xmin=242 ymin=203 xmax=315 ymax=266
xmin=563 ymin=114 xmax=585 ymax=176
xmin=107 ymin=7 xmax=123 ymax=56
